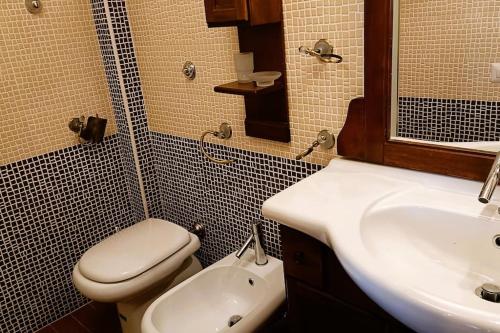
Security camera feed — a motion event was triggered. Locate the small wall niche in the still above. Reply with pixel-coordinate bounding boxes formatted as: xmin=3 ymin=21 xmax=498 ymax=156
xmin=204 ymin=0 xmax=291 ymax=143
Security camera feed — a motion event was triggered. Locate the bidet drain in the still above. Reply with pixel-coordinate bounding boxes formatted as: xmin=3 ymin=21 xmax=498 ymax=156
xmin=228 ymin=315 xmax=243 ymax=327
xmin=476 ymin=283 xmax=500 ymax=303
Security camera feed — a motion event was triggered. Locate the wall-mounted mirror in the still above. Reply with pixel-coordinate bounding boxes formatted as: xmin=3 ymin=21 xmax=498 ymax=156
xmin=390 ymin=0 xmax=500 ymax=153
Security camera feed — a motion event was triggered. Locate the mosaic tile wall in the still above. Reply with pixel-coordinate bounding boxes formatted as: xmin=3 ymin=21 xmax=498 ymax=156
xmin=397 ymin=97 xmax=500 ymax=142
xmin=0 ymin=0 xmax=117 ymax=165
xmin=0 ymin=136 xmax=135 ymax=333
xmin=104 ymin=0 xmax=162 ymax=218
xmin=90 ymin=0 xmax=148 ymax=221
xmin=81 ymin=1 xmax=334 ymax=275
xmin=396 ymin=0 xmax=500 ymax=141
xmin=127 ymin=0 xmax=364 ymax=166
xmin=0 ymin=2 xmax=145 ymax=332
xmin=150 ymin=132 xmax=322 ymax=266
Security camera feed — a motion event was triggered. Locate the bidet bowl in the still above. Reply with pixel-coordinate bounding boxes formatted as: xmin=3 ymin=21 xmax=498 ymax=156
xmin=141 ymin=249 xmax=285 ymax=333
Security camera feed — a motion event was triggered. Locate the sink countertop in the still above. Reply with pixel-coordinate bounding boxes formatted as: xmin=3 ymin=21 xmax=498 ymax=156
xmin=262 ymin=157 xmax=500 ymax=333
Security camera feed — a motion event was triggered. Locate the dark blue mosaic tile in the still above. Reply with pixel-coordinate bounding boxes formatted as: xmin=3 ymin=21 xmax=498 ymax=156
xmin=0 ymin=135 xmax=134 ymax=333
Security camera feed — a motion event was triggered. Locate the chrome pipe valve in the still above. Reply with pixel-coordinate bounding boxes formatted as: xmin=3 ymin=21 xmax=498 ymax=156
xmin=296 ymin=130 xmax=335 ymax=160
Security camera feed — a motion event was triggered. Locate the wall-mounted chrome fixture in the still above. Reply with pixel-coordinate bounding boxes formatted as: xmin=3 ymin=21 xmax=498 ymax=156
xmin=299 ymin=39 xmax=343 ymax=64
xmin=68 ymin=115 xmax=107 ymax=144
xmin=182 ymin=61 xmax=196 ymax=80
xmin=25 ymin=0 xmax=42 ymax=14
xmin=200 ymin=123 xmax=235 ymax=165
xmin=296 ymin=130 xmax=335 ymax=160
xmin=190 ymin=222 xmax=206 ymax=240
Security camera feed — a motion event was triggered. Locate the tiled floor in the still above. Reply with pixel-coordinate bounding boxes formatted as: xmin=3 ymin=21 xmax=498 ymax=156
xmin=35 ymin=301 xmax=288 ymax=333
xmin=35 ymin=302 xmax=121 ymax=333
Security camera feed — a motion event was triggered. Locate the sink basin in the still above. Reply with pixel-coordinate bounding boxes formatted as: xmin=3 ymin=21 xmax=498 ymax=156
xmin=141 ymin=249 xmax=285 ymax=333
xmin=263 ymin=158 xmax=500 ymax=333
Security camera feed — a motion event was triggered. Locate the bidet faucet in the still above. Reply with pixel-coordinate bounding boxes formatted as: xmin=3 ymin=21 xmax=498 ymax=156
xmin=236 ymin=221 xmax=268 ymax=265
xmin=478 ymin=152 xmax=500 ymax=204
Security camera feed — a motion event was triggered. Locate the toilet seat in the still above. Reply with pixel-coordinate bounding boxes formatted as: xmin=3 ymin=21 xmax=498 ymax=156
xmin=79 ymin=218 xmax=191 ymax=283
xmin=72 ymin=219 xmax=201 ymax=303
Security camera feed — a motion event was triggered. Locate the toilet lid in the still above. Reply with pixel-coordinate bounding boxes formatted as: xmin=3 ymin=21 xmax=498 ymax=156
xmin=79 ymin=218 xmax=191 ymax=283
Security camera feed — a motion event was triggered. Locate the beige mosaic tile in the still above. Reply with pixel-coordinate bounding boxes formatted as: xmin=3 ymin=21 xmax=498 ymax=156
xmin=398 ymin=0 xmax=500 ymax=101
xmin=0 ymin=0 xmax=116 ymax=166
xmin=127 ymin=0 xmax=364 ymax=166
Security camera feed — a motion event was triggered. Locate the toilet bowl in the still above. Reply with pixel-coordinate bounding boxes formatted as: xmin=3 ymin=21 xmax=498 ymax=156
xmin=72 ymin=218 xmax=202 ymax=333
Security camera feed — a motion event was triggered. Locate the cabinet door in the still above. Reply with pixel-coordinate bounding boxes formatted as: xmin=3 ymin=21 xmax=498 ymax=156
xmin=204 ymin=0 xmax=248 ymax=25
xmin=286 ymin=278 xmax=386 ymax=333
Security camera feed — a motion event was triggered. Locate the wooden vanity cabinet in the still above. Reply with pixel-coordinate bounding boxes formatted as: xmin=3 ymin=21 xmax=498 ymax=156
xmin=280 ymin=225 xmax=414 ymax=332
xmin=204 ymin=0 xmax=282 ymax=27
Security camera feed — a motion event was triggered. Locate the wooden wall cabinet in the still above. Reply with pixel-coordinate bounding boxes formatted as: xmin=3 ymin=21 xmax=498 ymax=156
xmin=280 ymin=225 xmax=415 ymax=332
xmin=204 ymin=0 xmax=282 ymax=27
xmin=204 ymin=0 xmax=290 ymax=143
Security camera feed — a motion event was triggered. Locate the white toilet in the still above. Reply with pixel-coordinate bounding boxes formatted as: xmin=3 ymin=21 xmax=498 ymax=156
xmin=72 ymin=218 xmax=202 ymax=333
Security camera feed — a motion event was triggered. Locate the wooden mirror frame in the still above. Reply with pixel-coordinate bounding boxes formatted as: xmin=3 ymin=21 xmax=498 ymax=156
xmin=337 ymin=0 xmax=495 ymax=181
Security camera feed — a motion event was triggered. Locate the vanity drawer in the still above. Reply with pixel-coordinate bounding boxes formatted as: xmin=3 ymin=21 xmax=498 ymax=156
xmin=281 ymin=226 xmax=324 ymax=289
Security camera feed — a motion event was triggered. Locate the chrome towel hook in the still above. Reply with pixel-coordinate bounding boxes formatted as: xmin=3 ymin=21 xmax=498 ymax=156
xmin=299 ymin=39 xmax=342 ymax=64
xmin=200 ymin=123 xmax=236 ymax=165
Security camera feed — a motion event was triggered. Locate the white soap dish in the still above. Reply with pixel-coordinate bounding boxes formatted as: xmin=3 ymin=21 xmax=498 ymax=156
xmin=249 ymin=71 xmax=282 ymax=87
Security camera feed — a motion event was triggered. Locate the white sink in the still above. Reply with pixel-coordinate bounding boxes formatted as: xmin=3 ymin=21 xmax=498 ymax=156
xmin=263 ymin=158 xmax=500 ymax=333
xmin=141 ymin=249 xmax=285 ymax=333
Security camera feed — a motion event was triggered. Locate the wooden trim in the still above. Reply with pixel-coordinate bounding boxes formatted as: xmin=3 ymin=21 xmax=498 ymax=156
xmin=337 ymin=0 xmax=495 ymax=181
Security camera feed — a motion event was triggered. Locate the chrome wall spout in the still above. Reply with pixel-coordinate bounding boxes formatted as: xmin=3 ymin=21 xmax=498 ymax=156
xmin=479 ymin=152 xmax=500 ymax=204
xmin=236 ymin=221 xmax=268 ymax=265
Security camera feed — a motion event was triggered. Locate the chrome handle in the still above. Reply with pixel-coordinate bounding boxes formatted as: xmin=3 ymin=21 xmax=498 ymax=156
xmin=199 ymin=123 xmax=236 ymax=165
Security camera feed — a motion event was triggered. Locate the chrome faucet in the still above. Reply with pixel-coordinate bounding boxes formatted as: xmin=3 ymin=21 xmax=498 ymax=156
xmin=236 ymin=221 xmax=268 ymax=265
xmin=479 ymin=152 xmax=500 ymax=204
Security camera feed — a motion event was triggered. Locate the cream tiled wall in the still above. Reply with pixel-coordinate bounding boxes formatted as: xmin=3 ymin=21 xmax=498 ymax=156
xmin=398 ymin=0 xmax=500 ymax=101
xmin=127 ymin=0 xmax=364 ymax=166
xmin=0 ymin=0 xmax=116 ymax=165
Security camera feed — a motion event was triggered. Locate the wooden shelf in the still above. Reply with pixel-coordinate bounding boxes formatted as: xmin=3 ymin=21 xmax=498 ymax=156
xmin=214 ymin=81 xmax=283 ymax=96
